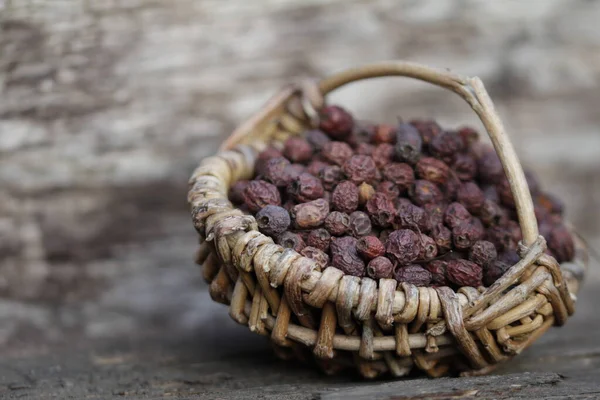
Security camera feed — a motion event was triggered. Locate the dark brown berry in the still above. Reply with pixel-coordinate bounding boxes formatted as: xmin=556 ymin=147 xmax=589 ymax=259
xmin=386 ymin=229 xmax=421 ymax=264
xmin=482 ymin=185 xmax=500 ymax=203
xmin=446 ymin=259 xmax=482 ymax=287
xmin=424 ymin=203 xmax=447 ymax=226
xmin=319 ymin=165 xmax=344 ymax=191
xmin=301 ymin=246 xmax=330 ymax=269
xmin=262 ymin=157 xmax=293 ymax=188
xmin=498 ymin=249 xmax=520 ymax=265
xmin=431 ymin=223 xmax=452 ymax=253
xmin=324 ymin=211 xmax=351 ymax=236
xmin=468 ymin=240 xmax=497 ymax=267
xmin=444 ymin=202 xmax=472 ymax=229
xmin=256 ymin=146 xmax=283 ymax=175
xmin=291 ymin=199 xmax=329 ymax=229
xmin=483 ymin=260 xmax=510 ymax=286
xmin=457 ymin=181 xmax=485 ymax=213
xmin=256 ymin=205 xmax=291 ymax=236
xmin=243 ymin=180 xmax=281 ymax=212
xmin=332 ymin=252 xmax=366 ymax=277
xmin=478 ymin=147 xmax=504 ymax=184
xmin=358 ymin=182 xmax=375 ymax=205
xmin=331 ymin=181 xmax=359 ymax=213
xmin=457 ymin=126 xmax=479 ymax=148
xmin=480 ymin=199 xmax=508 ymax=226
xmin=410 ymin=119 xmax=442 ymax=145
xmin=379 ymin=229 xmax=392 ymax=243
xmin=283 ymin=137 xmax=313 ymax=163
xmin=306 ymin=160 xmax=329 ymax=176
xmin=276 ymin=231 xmax=306 ymax=252
xmin=377 ymin=181 xmax=401 ymax=199
xmin=356 ymin=235 xmax=385 ymax=260
xmin=382 ymin=163 xmax=415 ymax=191
xmin=394 ymin=264 xmax=432 ymax=286
xmin=306 ymin=228 xmax=331 ymax=252
xmin=486 ymin=225 xmax=515 ymax=252
xmin=229 ymin=180 xmax=249 ymax=205
xmin=287 ymin=173 xmax=324 ymax=203
xmin=330 ymin=236 xmax=358 ymax=256
xmin=319 ymin=105 xmax=354 ymax=139
xmin=366 ymin=193 xmax=396 ymax=228
xmin=536 ymin=192 xmax=565 ymax=215
xmin=505 ymin=220 xmax=523 ymax=244
xmin=322 ymin=141 xmax=354 ymax=166
xmin=441 ymin=171 xmax=461 ymax=201
xmin=356 ymin=142 xmax=375 ymax=156
xmin=418 ymin=233 xmax=438 ymax=261
xmin=410 ymin=180 xmax=444 ymax=206
xmin=429 ymin=131 xmax=463 ymax=163
xmin=372 ymin=124 xmax=396 ymax=144
xmin=367 ymin=256 xmax=394 ymax=279
xmin=548 ymin=224 xmax=575 ymax=263
xmin=452 ymin=153 xmax=477 ymax=181
xmin=305 ymin=129 xmax=331 ymax=151
xmin=395 ymin=123 xmax=423 ymax=164
xmin=425 ymin=260 xmax=448 ymax=286
xmin=453 ymin=219 xmax=485 ymax=250
xmin=343 ymin=155 xmax=378 ymax=185
xmin=372 ymin=143 xmax=395 ymax=169
xmin=415 ymin=157 xmax=450 ymax=185
xmin=395 ymin=202 xmax=430 ymax=232
xmin=349 ymin=211 xmax=372 ymax=237
xmin=496 ymin=179 xmax=516 ymax=209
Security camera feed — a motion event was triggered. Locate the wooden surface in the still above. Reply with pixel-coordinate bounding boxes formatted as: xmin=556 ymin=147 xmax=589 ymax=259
xmin=0 ymin=278 xmax=598 ymax=399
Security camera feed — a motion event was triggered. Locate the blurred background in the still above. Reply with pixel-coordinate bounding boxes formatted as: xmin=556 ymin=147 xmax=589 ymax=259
xmin=0 ymin=0 xmax=599 ymax=367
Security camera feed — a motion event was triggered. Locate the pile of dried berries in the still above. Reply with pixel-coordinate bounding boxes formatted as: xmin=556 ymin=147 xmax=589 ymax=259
xmin=229 ymin=105 xmax=575 ymax=289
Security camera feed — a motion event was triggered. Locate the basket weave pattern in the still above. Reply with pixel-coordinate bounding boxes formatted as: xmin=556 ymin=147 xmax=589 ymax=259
xmin=188 ymin=62 xmax=588 ymax=377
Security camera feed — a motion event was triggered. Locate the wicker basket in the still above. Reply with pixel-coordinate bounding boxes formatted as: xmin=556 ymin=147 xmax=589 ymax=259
xmin=188 ymin=61 xmax=588 ymax=378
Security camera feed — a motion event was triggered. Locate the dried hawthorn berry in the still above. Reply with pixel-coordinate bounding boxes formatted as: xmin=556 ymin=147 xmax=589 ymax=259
xmin=468 ymin=240 xmax=497 ymax=267
xmin=276 ymin=231 xmax=306 ymax=252
xmin=229 ymin=180 xmax=249 ymax=205
xmin=256 ymin=146 xmax=283 ymax=175
xmin=441 ymin=171 xmax=461 ymax=201
xmin=457 ymin=181 xmax=485 ymax=213
xmin=301 ymin=246 xmax=330 ymax=269
xmin=372 ymin=124 xmax=396 ymax=144
xmin=349 ymin=211 xmax=372 ymax=237
xmin=379 ymin=229 xmax=392 ymax=243
xmin=549 ymin=224 xmax=575 ymax=263
xmin=496 ymin=179 xmax=516 ymax=209
xmin=377 ymin=181 xmax=401 ymax=199
xmin=331 ymin=181 xmax=359 ymax=213
xmin=505 ymin=220 xmax=523 ymax=244
xmin=410 ymin=180 xmax=444 ymax=206
xmin=322 ymin=141 xmax=354 ymax=166
xmin=415 ymin=157 xmax=450 ymax=185
xmin=395 ymin=123 xmax=423 ymax=164
xmin=367 ymin=256 xmax=394 ymax=279
xmin=356 ymin=142 xmax=375 ymax=156
xmin=306 ymin=228 xmax=331 ymax=252
xmin=283 ymin=137 xmax=313 ymax=163
xmin=366 ymin=193 xmax=396 ymax=227
xmin=431 ymin=223 xmax=452 ymax=253
xmin=343 ymin=155 xmax=378 ymax=185
xmin=262 ymin=157 xmax=293 ymax=188
xmin=485 ymin=225 xmax=514 ymax=251
xmin=332 ymin=252 xmax=366 ymax=277
xmin=444 ymin=202 xmax=472 ymax=229
xmin=319 ymin=165 xmax=344 ymax=191
xmin=372 ymin=143 xmax=395 ymax=169
xmin=306 ymin=160 xmax=329 ymax=176
xmin=453 ymin=219 xmax=484 ymax=250
xmin=394 ymin=264 xmax=432 ymax=286
xmin=291 ymin=199 xmax=329 ymax=229
xmin=386 ymin=229 xmax=421 ymax=264
xmin=410 ymin=119 xmax=442 ymax=145
xmin=452 ymin=153 xmax=477 ymax=181
xmin=446 ymin=259 xmax=482 ymax=287
xmin=424 ymin=203 xmax=447 ymax=227
xmin=256 ymin=205 xmax=291 ymax=236
xmin=305 ymin=129 xmax=331 ymax=151
xmin=457 ymin=126 xmax=479 ymax=148
xmin=483 ymin=260 xmax=510 ymax=286
xmin=324 ymin=211 xmax=351 ymax=236
xmin=287 ymin=173 xmax=324 ymax=203
xmin=356 ymin=235 xmax=385 ymax=260
xmin=480 ymin=199 xmax=508 ymax=226
xmin=477 ymin=147 xmax=504 ymax=184
xmin=382 ymin=163 xmax=415 ymax=191
xmin=482 ymin=185 xmax=500 ymax=203
xmin=319 ymin=105 xmax=354 ymax=139
xmin=536 ymin=192 xmax=565 ymax=215
xmin=429 ymin=131 xmax=463 ymax=163
xmin=243 ymin=180 xmax=281 ymax=212
xmin=498 ymin=249 xmax=520 ymax=266
xmin=358 ymin=182 xmax=375 ymax=205
xmin=425 ymin=260 xmax=448 ymax=286
xmin=395 ymin=202 xmax=430 ymax=232
xmin=418 ymin=233 xmax=438 ymax=261
xmin=330 ymin=236 xmax=358 ymax=256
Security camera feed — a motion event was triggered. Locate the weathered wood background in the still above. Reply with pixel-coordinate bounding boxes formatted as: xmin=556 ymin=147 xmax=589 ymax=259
xmin=0 ymin=0 xmax=599 ymax=398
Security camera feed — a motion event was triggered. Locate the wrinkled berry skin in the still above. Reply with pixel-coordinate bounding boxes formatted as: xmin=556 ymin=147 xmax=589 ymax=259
xmin=394 ymin=264 xmax=432 ymax=286
xmin=367 ymin=256 xmax=394 ymax=279
xmin=277 ymin=231 xmax=306 ymax=252
xmin=457 ymin=181 xmax=485 ymax=213
xmin=322 ymin=141 xmax=354 ymax=166
xmin=243 ymin=180 xmax=281 ymax=212
xmin=453 ymin=218 xmax=485 ymax=250
xmin=424 ymin=203 xmax=447 ymax=226
xmin=431 ymin=223 xmax=452 ymax=252
xmin=306 ymin=228 xmax=331 ymax=252
xmin=457 ymin=126 xmax=479 ymax=148
xmin=324 ymin=211 xmax=351 ymax=236
xmin=366 ymin=193 xmax=396 ymax=228
xmin=395 ymin=202 xmax=430 ymax=232
xmin=486 ymin=225 xmax=515 ymax=252
xmin=330 ymin=236 xmax=358 ymax=257
xmin=416 ymin=157 xmax=449 ymax=185
xmin=256 ymin=146 xmax=283 ymax=175
xmin=256 ymin=205 xmax=291 ymax=236
xmin=478 ymin=147 xmax=504 ymax=184
xmin=429 ymin=131 xmax=463 ymax=163
xmin=382 ymin=163 xmax=415 ymax=191
xmin=306 ymin=160 xmax=328 ymax=176
xmin=549 ymin=224 xmax=575 ymax=263
xmin=446 ymin=259 xmax=482 ymax=287
xmin=496 ymin=179 xmax=516 ymax=209
xmin=305 ymin=129 xmax=331 ymax=151
xmin=287 ymin=173 xmax=324 ymax=203
xmin=410 ymin=119 xmax=442 ymax=145
xmin=343 ymin=155 xmax=378 ymax=185
xmin=229 ymin=180 xmax=249 ymax=205
xmin=291 ymin=199 xmax=329 ymax=229
xmin=349 ymin=211 xmax=372 ymax=237
xmin=372 ymin=143 xmax=396 ymax=169
xmin=410 ymin=180 xmax=444 ymax=206
xmin=356 ymin=235 xmax=385 ymax=260
xmin=356 ymin=143 xmax=375 ymax=156
xmin=330 ymin=236 xmax=365 ymax=276
xmin=386 ymin=229 xmax=421 ymax=264
xmin=395 ymin=123 xmax=423 ymax=164
xmin=483 ymin=260 xmax=510 ymax=286
xmin=319 ymin=165 xmax=344 ymax=191
xmin=377 ymin=181 xmax=401 ymax=199
xmin=425 ymin=260 xmax=448 ymax=286
xmin=332 ymin=181 xmax=359 ymax=214
xmin=319 ymin=105 xmax=354 ymax=139
xmin=262 ymin=157 xmax=294 ymax=188
xmin=452 ymin=153 xmax=477 ymax=181
xmin=480 ymin=199 xmax=507 ymax=226
xmin=444 ymin=202 xmax=472 ymax=229
xmin=283 ymin=137 xmax=313 ymax=163
xmin=468 ymin=240 xmax=497 ymax=267
xmin=301 ymin=246 xmax=329 ymax=269
xmin=418 ymin=233 xmax=438 ymax=261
